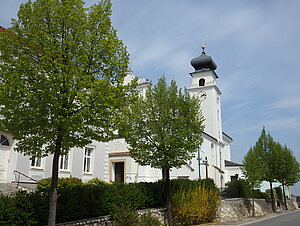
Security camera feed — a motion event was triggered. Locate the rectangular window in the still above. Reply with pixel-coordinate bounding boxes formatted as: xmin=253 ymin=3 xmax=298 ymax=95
xmin=83 ymin=147 xmax=93 ymax=173
xmin=59 ymin=153 xmax=69 ymax=170
xmin=31 ymin=156 xmax=42 ymax=168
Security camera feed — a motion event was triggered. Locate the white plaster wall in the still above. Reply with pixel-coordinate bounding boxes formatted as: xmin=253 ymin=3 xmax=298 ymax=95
xmin=225 ymin=166 xmax=245 ymax=184
xmin=1 ymin=140 xmax=107 ymax=183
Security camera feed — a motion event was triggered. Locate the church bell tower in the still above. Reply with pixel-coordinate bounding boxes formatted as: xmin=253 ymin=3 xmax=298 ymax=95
xmin=187 ymin=45 xmax=223 ymax=142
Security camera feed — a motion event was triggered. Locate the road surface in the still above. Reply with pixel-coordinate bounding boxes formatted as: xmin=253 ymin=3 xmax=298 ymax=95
xmin=241 ymin=210 xmax=300 ymax=226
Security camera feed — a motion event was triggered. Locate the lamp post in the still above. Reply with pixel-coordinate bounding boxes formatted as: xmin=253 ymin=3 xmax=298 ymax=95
xmin=197 ymin=146 xmax=209 ymax=180
xmin=197 ymin=147 xmax=201 ymax=179
xmin=202 ymin=157 xmax=209 ymax=179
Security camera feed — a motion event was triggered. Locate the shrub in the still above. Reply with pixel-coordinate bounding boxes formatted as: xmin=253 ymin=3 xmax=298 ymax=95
xmin=111 ymin=206 xmax=162 ymax=226
xmin=172 ymin=185 xmax=220 ymax=225
xmin=258 ymin=192 xmax=271 ymax=200
xmin=111 ymin=205 xmax=139 ymax=226
xmin=36 ymin=176 xmax=83 ymax=192
xmin=222 ymin=179 xmax=251 ymax=198
xmin=3 ymin=178 xmax=217 ymax=224
xmin=0 ymin=195 xmax=16 ymax=225
xmin=86 ymin=177 xmax=108 ymax=185
xmin=171 ymin=178 xmax=218 ymax=193
xmin=274 ymin=187 xmax=283 ymax=200
xmin=0 ymin=193 xmax=38 ymax=225
xmin=139 ymin=212 xmax=162 ymax=226
xmin=266 ymin=188 xmax=278 ymax=199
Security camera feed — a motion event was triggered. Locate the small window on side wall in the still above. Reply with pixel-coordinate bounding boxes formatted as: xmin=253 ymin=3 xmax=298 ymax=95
xmin=31 ymin=156 xmax=42 ymax=168
xmin=0 ymin=135 xmax=9 ymax=146
xmin=199 ymin=78 xmax=205 ymax=86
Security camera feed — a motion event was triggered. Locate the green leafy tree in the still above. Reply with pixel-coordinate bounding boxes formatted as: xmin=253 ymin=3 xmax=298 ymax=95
xmin=243 ymin=146 xmax=266 ymax=216
xmin=246 ymin=127 xmax=277 ymax=212
xmin=122 ymin=76 xmax=205 ymax=226
xmin=0 ymin=0 xmax=132 ymax=225
xmin=274 ymin=144 xmax=300 ymax=209
xmin=245 ymin=127 xmax=300 ymax=212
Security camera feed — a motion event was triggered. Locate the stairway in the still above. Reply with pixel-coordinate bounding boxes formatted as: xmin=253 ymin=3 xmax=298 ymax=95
xmin=0 ymin=182 xmax=36 ymax=196
xmin=0 ymin=183 xmax=19 ymax=196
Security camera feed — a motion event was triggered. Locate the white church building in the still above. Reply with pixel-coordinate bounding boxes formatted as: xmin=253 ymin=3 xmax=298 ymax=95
xmin=0 ymin=44 xmax=243 ymax=190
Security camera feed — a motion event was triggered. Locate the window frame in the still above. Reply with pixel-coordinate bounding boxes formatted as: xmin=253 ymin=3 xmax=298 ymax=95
xmin=83 ymin=147 xmax=93 ymax=174
xmin=0 ymin=135 xmax=10 ymax=147
xmin=199 ymin=78 xmax=205 ymax=86
xmin=31 ymin=156 xmax=43 ymax=169
xmin=59 ymin=152 xmax=69 ymax=171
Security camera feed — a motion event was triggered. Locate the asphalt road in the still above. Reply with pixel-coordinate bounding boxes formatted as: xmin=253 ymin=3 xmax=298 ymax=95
xmin=240 ymin=210 xmax=300 ymax=226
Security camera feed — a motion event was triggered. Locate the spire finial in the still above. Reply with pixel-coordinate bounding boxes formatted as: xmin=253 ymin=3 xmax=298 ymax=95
xmin=201 ymin=39 xmax=206 ymax=54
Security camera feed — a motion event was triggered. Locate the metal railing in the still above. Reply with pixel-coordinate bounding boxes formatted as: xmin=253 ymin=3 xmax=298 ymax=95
xmin=13 ymin=170 xmax=39 ymax=187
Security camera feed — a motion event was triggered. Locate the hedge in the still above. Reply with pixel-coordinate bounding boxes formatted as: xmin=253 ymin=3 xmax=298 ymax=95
xmin=0 ymin=178 xmax=216 ymax=225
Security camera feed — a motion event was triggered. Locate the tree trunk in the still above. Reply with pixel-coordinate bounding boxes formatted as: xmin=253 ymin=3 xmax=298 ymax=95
xmin=48 ymin=135 xmax=62 ymax=226
xmin=251 ymin=184 xmax=255 ymax=217
xmin=269 ymin=181 xmax=276 ymax=212
xmin=162 ymin=168 xmax=174 ymax=226
xmin=282 ymin=182 xmax=288 ymax=210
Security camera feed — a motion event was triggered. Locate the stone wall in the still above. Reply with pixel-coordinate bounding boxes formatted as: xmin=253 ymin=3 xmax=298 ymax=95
xmin=57 ymin=199 xmax=298 ymax=225
xmin=57 ymin=208 xmax=166 ymax=226
xmin=216 ymin=198 xmax=298 ymax=223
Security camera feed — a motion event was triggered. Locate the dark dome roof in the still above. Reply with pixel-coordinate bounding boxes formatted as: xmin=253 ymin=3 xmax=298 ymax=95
xmin=191 ymin=49 xmax=217 ymax=71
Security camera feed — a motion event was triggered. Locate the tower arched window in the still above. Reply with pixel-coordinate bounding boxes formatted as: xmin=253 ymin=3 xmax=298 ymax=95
xmin=0 ymin=135 xmax=9 ymax=146
xmin=199 ymin=78 xmax=205 ymax=86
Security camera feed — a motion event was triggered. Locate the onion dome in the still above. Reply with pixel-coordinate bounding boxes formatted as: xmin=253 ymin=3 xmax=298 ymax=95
xmin=191 ymin=44 xmax=217 ymax=71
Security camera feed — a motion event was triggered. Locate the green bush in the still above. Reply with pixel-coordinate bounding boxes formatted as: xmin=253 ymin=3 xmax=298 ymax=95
xmin=36 ymin=176 xmax=83 ymax=192
xmin=139 ymin=212 xmax=162 ymax=226
xmin=0 ymin=193 xmax=39 ymax=225
xmin=222 ymin=179 xmax=274 ymax=200
xmin=111 ymin=206 xmax=162 ymax=226
xmin=111 ymin=205 xmax=139 ymax=226
xmin=223 ymin=179 xmax=251 ymax=198
xmin=85 ymin=177 xmax=108 ymax=185
xmin=0 ymin=195 xmax=16 ymax=225
xmin=274 ymin=187 xmax=283 ymax=200
xmin=1 ymin=178 xmax=216 ymax=224
xmin=171 ymin=178 xmax=218 ymax=193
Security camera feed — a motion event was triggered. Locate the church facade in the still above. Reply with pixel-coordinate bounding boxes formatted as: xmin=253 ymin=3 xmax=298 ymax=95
xmin=0 ymin=44 xmax=242 ymax=190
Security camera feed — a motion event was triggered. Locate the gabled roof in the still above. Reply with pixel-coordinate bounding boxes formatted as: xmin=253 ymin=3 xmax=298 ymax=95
xmin=222 ymin=132 xmax=233 ymax=142
xmin=0 ymin=26 xmax=7 ymax=32
xmin=225 ymin=160 xmax=243 ymax=167
xmin=202 ymin=131 xmax=218 ymax=142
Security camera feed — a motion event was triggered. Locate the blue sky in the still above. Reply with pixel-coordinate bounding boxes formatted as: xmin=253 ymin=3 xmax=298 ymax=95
xmin=1 ymin=0 xmax=300 ymax=194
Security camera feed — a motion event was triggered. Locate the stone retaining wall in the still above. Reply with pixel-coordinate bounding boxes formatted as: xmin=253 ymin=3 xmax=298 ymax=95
xmin=216 ymin=198 xmax=298 ymax=223
xmin=57 ymin=208 xmax=166 ymax=226
xmin=57 ymin=199 xmax=298 ymax=225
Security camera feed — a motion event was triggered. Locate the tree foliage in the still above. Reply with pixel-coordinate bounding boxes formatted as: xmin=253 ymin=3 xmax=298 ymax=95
xmin=122 ymin=76 xmax=204 ymax=226
xmin=243 ymin=146 xmax=266 ymax=189
xmin=122 ymin=76 xmax=204 ymax=170
xmin=243 ymin=127 xmax=300 ymax=212
xmin=275 ymin=144 xmax=300 ymax=186
xmin=0 ymin=0 xmax=131 ymax=155
xmin=0 ymin=0 xmax=132 ymax=224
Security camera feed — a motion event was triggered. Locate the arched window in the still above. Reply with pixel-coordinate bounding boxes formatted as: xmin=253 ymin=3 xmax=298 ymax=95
xmin=0 ymin=135 xmax=9 ymax=146
xmin=199 ymin=78 xmax=205 ymax=86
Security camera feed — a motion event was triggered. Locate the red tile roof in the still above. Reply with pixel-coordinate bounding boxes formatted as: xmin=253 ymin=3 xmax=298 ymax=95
xmin=0 ymin=26 xmax=7 ymax=32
